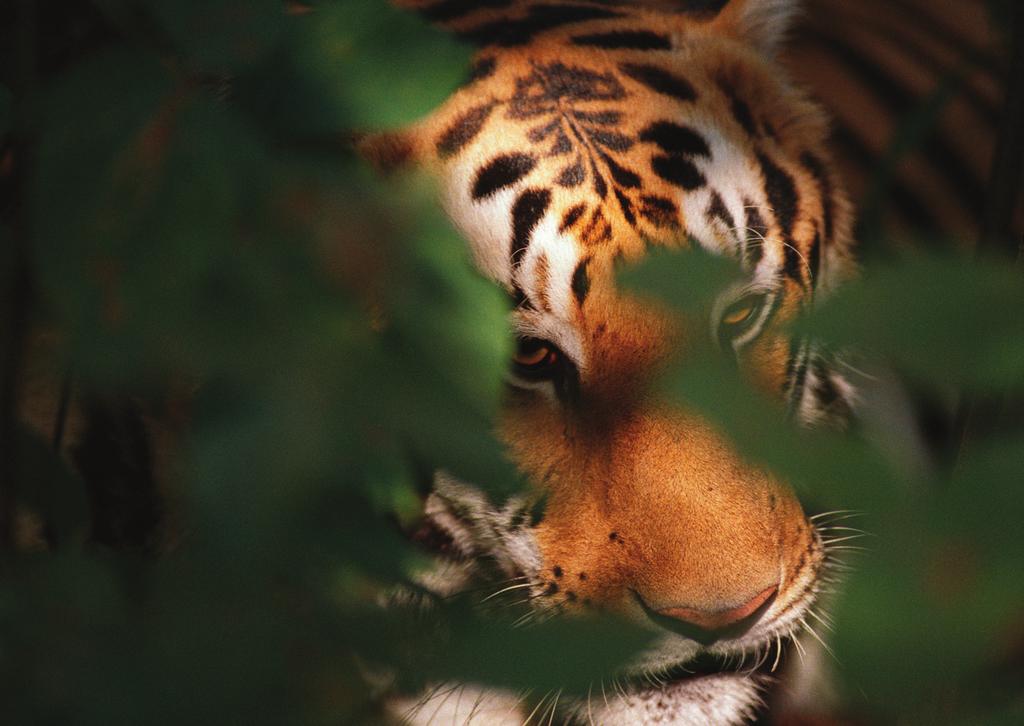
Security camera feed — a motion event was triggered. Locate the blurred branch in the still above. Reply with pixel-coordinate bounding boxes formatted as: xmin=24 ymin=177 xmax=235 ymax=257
xmin=0 ymin=0 xmax=36 ymax=549
xmin=953 ymin=0 xmax=1024 ymax=471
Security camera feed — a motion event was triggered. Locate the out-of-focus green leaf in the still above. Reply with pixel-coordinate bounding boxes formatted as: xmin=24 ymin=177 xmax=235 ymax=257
xmin=143 ymin=0 xmax=284 ymax=73
xmin=295 ymin=0 xmax=473 ymax=128
xmin=832 ymin=437 xmax=1024 ymax=719
xmin=796 ymin=255 xmax=1024 ymax=390
xmin=353 ymin=603 xmax=654 ymax=695
xmin=618 ymin=245 xmax=743 ymax=314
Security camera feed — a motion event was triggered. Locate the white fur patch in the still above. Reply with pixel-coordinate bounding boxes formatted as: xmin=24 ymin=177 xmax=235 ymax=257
xmin=514 ymin=214 xmax=582 ymax=322
xmin=390 ymin=685 xmax=525 ymax=725
xmin=681 ymin=120 xmax=784 ymax=289
xmin=441 ymin=154 xmax=526 ymax=290
xmin=585 ymin=673 xmax=765 ymax=726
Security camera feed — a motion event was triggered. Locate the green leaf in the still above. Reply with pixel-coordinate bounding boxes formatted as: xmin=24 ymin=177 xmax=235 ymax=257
xmin=296 ymin=0 xmax=473 ymax=128
xmin=618 ymin=245 xmax=743 ymax=314
xmin=143 ymin=0 xmax=284 ymax=73
xmin=796 ymin=254 xmax=1024 ymax=390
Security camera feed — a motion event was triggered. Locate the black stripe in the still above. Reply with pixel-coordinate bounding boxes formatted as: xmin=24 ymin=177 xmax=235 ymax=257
xmin=601 ymin=152 xmax=642 ymax=188
xmin=619 ymin=63 xmax=697 ymax=102
xmin=800 ymin=151 xmax=834 ymax=244
xmin=460 ymin=5 xmax=623 ymax=47
xmin=757 ymin=151 xmax=798 ymax=236
xmin=527 ymin=118 xmax=561 ymax=143
xmin=418 ymin=0 xmax=513 ymax=23
xmin=550 ymin=130 xmax=573 ymax=156
xmin=560 ymin=202 xmax=587 ymax=232
xmin=812 ymin=358 xmax=839 ymax=408
xmin=590 ymin=156 xmax=608 ymax=198
xmin=783 ymin=243 xmax=803 ymax=284
xmin=437 ymin=101 xmax=497 ymax=158
xmin=706 ymin=190 xmax=735 ymax=233
xmin=512 ymin=284 xmax=532 ymax=310
xmin=787 ymin=344 xmax=809 ymax=408
xmin=472 ymin=152 xmax=537 ymax=199
xmin=676 ymin=0 xmax=728 ymax=14
xmin=571 ymin=30 xmax=671 ymax=50
xmin=589 ymin=128 xmax=634 ymax=152
xmin=651 ymin=154 xmax=705 ymax=189
xmin=639 ymin=121 xmax=710 ymax=157
xmin=511 ymin=188 xmax=551 ymax=266
xmin=572 ymin=258 xmax=591 ymax=306
xmin=639 ymin=195 xmax=680 ymax=228
xmin=464 ymin=56 xmax=498 ymax=85
xmin=614 ymin=187 xmax=636 ymax=226
xmin=571 ymin=109 xmax=621 ymax=125
xmin=730 ymin=96 xmax=757 ymax=136
xmin=744 ymin=201 xmax=767 ymax=266
xmin=557 ymin=156 xmax=586 ymax=187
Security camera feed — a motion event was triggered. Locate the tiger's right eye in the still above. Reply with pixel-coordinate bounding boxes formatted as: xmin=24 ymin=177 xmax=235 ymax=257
xmin=717 ymin=294 xmax=765 ymax=336
xmin=720 ymin=302 xmax=756 ymax=326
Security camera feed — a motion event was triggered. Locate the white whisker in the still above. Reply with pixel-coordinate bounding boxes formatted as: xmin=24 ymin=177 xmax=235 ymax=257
xmin=771 ymin=633 xmax=784 ymax=673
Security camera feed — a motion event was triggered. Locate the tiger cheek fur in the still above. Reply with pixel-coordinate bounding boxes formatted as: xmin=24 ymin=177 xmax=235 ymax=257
xmin=364 ymin=1 xmax=857 ymax=723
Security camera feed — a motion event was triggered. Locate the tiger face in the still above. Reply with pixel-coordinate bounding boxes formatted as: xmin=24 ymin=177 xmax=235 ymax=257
xmin=363 ymin=0 xmax=857 ymax=722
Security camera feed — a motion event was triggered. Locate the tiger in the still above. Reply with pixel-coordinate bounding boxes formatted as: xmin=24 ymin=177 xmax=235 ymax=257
xmin=357 ymin=0 xmax=861 ymax=723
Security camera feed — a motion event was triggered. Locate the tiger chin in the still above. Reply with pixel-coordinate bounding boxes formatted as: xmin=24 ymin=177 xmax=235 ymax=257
xmin=361 ymin=0 xmax=858 ymax=723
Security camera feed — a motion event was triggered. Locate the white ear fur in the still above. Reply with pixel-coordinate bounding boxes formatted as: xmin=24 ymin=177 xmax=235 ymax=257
xmin=713 ymin=0 xmax=802 ymax=57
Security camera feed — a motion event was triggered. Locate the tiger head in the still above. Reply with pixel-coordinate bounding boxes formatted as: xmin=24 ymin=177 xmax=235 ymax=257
xmin=362 ymin=0 xmax=857 ymax=722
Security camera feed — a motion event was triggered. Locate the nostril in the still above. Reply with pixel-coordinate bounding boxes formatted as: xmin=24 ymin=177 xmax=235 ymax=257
xmin=640 ymin=585 xmax=778 ymax=645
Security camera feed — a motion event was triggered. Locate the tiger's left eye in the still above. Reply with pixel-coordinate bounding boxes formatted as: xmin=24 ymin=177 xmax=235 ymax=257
xmin=512 ymin=338 xmax=561 ymax=378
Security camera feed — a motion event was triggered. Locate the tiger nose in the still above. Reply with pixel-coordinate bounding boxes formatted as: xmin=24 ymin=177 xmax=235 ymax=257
xmin=648 ymin=585 xmax=778 ymax=644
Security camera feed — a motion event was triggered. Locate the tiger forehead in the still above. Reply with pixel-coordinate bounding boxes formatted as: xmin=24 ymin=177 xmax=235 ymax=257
xmin=435 ymin=43 xmax=748 ymax=252
xmin=397 ymin=2 xmax=844 ymax=330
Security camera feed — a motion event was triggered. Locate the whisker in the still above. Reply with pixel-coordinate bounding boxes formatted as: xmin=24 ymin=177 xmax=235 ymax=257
xmin=545 ymin=689 xmax=562 ymax=726
xmin=481 ymin=582 xmax=535 ymax=603
xmin=522 ymin=690 xmax=552 ymax=726
xmin=818 ymin=525 xmax=870 ymax=533
xmin=819 ymin=528 xmax=868 ymax=540
xmin=790 ymin=631 xmax=807 ymax=663
xmin=424 ymin=683 xmax=462 ymax=726
xmin=771 ymin=633 xmax=784 ymax=673
xmin=800 ymin=617 xmax=839 ymax=663
xmin=809 ymin=509 xmax=864 ymax=521
xmin=807 ymin=607 xmax=835 ymax=632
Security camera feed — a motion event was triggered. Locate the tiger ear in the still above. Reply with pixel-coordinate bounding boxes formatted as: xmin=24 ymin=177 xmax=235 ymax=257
xmin=710 ymin=0 xmax=801 ymax=57
xmin=355 ymin=127 xmax=425 ymax=174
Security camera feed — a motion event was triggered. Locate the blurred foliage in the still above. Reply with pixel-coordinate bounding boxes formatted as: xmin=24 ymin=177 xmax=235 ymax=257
xmin=1 ymin=1 xmax=1022 ymax=725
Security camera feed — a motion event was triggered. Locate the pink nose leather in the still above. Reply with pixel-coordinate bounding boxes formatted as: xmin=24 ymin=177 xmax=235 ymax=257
xmin=657 ymin=585 xmax=778 ymax=633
